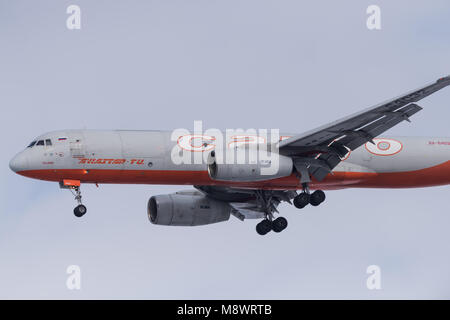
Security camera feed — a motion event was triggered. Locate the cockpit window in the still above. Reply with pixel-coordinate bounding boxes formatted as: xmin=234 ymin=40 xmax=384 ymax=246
xmin=27 ymin=139 xmax=52 ymax=147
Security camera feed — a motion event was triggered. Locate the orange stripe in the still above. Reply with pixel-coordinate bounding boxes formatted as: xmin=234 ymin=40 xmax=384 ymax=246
xmin=15 ymin=160 xmax=450 ymax=190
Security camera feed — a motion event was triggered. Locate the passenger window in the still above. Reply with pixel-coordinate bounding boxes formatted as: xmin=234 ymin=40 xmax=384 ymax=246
xmin=36 ymin=140 xmax=45 ymax=146
xmin=27 ymin=141 xmax=36 ymax=148
xmin=45 ymin=139 xmax=52 ymax=146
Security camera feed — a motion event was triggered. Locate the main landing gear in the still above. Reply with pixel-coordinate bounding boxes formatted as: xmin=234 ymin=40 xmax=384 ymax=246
xmin=254 ymin=190 xmax=289 ymax=236
xmin=256 ymin=217 xmax=288 ymax=235
xmin=293 ymin=183 xmax=326 ymax=209
xmin=71 ymin=186 xmax=87 ymax=218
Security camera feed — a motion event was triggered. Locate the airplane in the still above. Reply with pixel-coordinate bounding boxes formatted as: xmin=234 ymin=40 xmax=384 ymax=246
xmin=9 ymin=76 xmax=450 ymax=235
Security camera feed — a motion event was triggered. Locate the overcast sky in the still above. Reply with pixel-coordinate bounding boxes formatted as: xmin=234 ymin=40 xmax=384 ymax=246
xmin=1 ymin=0 xmax=450 ymax=299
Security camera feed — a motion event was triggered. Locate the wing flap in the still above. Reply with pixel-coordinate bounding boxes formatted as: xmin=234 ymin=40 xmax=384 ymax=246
xmin=338 ymin=103 xmax=422 ymax=150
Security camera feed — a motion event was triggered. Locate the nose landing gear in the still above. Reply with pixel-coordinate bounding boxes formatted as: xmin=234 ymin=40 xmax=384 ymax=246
xmin=59 ymin=180 xmax=87 ymax=218
xmin=74 ymin=204 xmax=87 ymax=217
xmin=71 ymin=186 xmax=87 ymax=217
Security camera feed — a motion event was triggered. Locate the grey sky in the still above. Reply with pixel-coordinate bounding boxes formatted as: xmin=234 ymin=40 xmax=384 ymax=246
xmin=0 ymin=0 xmax=450 ymax=299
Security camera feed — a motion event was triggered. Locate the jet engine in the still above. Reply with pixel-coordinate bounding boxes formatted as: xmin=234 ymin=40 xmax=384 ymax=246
xmin=148 ymin=190 xmax=231 ymax=226
xmin=207 ymin=149 xmax=293 ymax=182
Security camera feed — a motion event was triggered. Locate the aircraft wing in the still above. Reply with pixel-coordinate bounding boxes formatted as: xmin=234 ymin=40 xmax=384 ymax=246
xmin=279 ymin=75 xmax=450 ymax=181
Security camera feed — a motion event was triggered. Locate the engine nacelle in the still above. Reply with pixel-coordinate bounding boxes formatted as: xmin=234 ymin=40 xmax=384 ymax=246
xmin=148 ymin=190 xmax=231 ymax=226
xmin=207 ymin=150 xmax=293 ymax=182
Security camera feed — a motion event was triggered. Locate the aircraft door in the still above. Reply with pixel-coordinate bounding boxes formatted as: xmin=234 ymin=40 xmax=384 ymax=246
xmin=69 ymin=136 xmax=86 ymax=159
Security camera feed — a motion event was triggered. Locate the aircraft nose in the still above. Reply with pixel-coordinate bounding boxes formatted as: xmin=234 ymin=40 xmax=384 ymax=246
xmin=9 ymin=152 xmax=29 ymax=173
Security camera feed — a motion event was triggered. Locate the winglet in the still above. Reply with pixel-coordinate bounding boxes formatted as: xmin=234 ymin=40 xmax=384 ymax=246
xmin=437 ymin=75 xmax=450 ymax=83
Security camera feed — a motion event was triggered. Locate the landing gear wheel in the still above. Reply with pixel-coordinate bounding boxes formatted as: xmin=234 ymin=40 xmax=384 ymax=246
xmin=256 ymin=219 xmax=272 ymax=235
xmin=272 ymin=217 xmax=288 ymax=233
xmin=293 ymin=193 xmax=310 ymax=209
xmin=66 ymin=185 xmax=87 ymax=218
xmin=309 ymin=190 xmax=326 ymax=206
xmin=74 ymin=204 xmax=87 ymax=217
